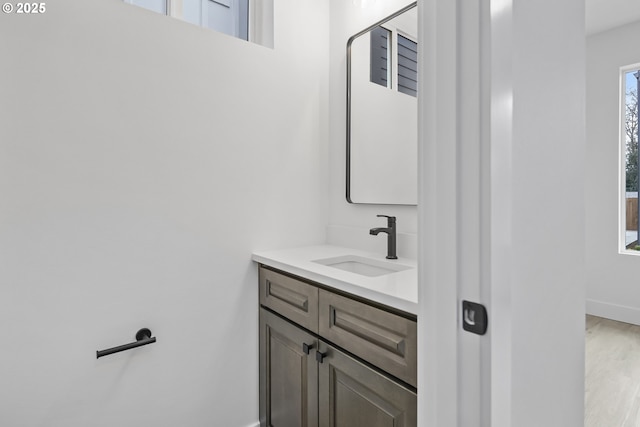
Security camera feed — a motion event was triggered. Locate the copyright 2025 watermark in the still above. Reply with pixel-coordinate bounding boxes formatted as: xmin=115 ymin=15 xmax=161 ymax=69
xmin=3 ymin=3 xmax=47 ymax=14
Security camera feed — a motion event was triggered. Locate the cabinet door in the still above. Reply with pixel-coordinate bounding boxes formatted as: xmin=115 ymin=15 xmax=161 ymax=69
xmin=318 ymin=342 xmax=417 ymax=427
xmin=260 ymin=308 xmax=318 ymax=427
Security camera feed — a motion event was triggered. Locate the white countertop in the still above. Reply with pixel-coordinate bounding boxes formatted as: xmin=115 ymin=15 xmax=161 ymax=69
xmin=252 ymin=245 xmax=418 ymax=315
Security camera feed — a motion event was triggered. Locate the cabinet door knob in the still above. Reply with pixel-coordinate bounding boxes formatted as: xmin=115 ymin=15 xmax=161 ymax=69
xmin=302 ymin=343 xmax=313 ymax=355
xmin=315 ymin=350 xmax=327 ymax=364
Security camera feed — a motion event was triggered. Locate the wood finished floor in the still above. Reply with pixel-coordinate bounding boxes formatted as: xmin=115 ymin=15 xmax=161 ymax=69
xmin=586 ymin=315 xmax=640 ymax=427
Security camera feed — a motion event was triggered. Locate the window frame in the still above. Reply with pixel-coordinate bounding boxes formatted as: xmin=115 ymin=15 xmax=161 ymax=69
xmin=619 ymin=63 xmax=640 ymax=255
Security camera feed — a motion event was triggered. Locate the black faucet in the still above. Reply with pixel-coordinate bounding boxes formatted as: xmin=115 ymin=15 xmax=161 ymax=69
xmin=369 ymin=215 xmax=397 ymax=259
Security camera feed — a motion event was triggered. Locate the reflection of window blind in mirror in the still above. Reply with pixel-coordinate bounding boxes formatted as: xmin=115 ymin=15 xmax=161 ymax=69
xmin=370 ymin=26 xmax=391 ymax=88
xmin=397 ymin=35 xmax=417 ymax=97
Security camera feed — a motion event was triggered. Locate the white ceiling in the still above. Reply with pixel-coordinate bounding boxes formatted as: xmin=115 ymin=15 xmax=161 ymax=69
xmin=586 ymin=0 xmax=640 ymax=35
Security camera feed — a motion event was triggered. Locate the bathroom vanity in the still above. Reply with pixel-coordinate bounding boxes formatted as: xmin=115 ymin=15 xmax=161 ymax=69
xmin=253 ymin=246 xmax=417 ymax=427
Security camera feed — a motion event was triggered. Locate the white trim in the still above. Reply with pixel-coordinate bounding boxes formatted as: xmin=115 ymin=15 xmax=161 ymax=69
xmin=169 ymin=0 xmax=181 ymax=19
xmin=488 ymin=1 xmax=513 ymax=426
xmin=620 ymin=65 xmax=630 ymax=253
xmin=248 ymin=0 xmax=274 ymax=48
xmin=586 ymin=299 xmax=640 ymax=326
xmin=419 ymin=0 xmax=494 ymax=425
xmin=418 ymin=0 xmax=464 ymax=425
xmin=390 ymin=28 xmax=397 ymax=91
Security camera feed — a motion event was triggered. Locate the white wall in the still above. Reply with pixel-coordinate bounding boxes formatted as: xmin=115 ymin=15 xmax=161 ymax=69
xmin=328 ymin=0 xmax=418 ymax=259
xmin=586 ymin=21 xmax=640 ymax=325
xmin=495 ymin=1 xmax=586 ymax=425
xmin=0 ymin=1 xmax=329 ymax=426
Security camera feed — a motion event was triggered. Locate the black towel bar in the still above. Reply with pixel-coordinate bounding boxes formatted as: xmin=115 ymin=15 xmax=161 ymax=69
xmin=96 ymin=328 xmax=156 ymax=359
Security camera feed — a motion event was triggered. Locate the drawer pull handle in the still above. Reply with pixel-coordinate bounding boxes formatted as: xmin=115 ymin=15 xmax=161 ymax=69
xmin=302 ymin=342 xmax=314 ymax=355
xmin=316 ymin=350 xmax=327 ymax=364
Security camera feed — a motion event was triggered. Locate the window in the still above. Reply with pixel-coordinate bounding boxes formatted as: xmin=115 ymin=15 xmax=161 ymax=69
xmin=124 ymin=0 xmax=273 ymax=48
xmin=622 ymin=67 xmax=640 ymax=252
xmin=369 ymin=25 xmax=418 ymax=97
xmin=182 ymin=0 xmax=249 ymax=41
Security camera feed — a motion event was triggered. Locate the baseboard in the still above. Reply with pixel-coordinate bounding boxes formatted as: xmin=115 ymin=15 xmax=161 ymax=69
xmin=586 ymin=299 xmax=640 ymax=326
xmin=244 ymin=422 xmax=260 ymax=427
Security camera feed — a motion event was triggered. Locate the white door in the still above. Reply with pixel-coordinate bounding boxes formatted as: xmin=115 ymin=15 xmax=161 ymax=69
xmin=417 ymin=0 xmax=586 ymax=426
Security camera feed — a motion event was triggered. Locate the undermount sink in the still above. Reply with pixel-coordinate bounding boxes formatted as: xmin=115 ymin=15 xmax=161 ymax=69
xmin=313 ymin=255 xmax=411 ymax=277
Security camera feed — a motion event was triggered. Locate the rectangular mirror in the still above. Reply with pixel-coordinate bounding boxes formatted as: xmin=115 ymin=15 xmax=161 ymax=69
xmin=347 ymin=2 xmax=418 ymax=205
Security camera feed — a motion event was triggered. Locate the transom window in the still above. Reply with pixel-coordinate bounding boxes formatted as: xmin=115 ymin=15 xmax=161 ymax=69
xmin=124 ymin=0 xmax=273 ymax=48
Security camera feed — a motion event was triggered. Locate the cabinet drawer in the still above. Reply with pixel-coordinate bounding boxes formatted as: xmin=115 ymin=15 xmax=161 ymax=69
xmin=319 ymin=289 xmax=417 ymax=387
xmin=259 ymin=267 xmax=319 ymax=333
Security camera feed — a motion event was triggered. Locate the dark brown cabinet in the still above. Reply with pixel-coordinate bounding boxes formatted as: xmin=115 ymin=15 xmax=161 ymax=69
xmin=259 ymin=266 xmax=417 ymax=427
xmin=259 ymin=309 xmax=318 ymax=427
xmin=317 ymin=340 xmax=417 ymax=427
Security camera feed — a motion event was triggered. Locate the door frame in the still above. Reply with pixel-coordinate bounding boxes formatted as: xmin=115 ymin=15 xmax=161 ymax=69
xmin=417 ymin=0 xmax=491 ymax=425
